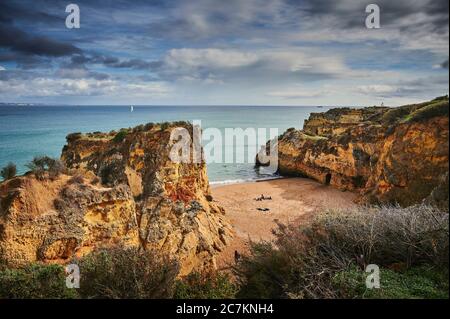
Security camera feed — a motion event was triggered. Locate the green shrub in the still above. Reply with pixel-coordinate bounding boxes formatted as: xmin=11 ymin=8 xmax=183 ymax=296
xmin=66 ymin=132 xmax=82 ymax=143
xmin=112 ymin=129 xmax=128 ymax=143
xmin=160 ymin=122 xmax=170 ymax=131
xmin=333 ymin=265 xmax=449 ymax=299
xmin=1 ymin=162 xmax=16 ymax=181
xmin=234 ymin=205 xmax=449 ymax=299
xmin=99 ymin=163 xmax=119 ymax=185
xmin=175 ymin=272 xmax=238 ymax=299
xmin=234 ymin=242 xmax=290 ymax=298
xmin=381 ymin=97 xmax=449 ymax=126
xmin=76 ymin=247 xmax=179 ymax=299
xmin=431 ymin=95 xmax=449 ymax=102
xmin=0 ymin=264 xmax=78 ymax=299
xmin=381 ymin=104 xmax=418 ymax=125
xmin=404 ymin=100 xmax=449 ymax=123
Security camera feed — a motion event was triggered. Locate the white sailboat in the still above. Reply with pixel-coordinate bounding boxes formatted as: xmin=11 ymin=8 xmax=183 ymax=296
xmin=130 ymin=105 xmax=134 ymax=112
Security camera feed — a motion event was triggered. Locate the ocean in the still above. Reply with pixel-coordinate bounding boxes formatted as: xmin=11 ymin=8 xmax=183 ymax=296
xmin=0 ymin=105 xmax=330 ymax=184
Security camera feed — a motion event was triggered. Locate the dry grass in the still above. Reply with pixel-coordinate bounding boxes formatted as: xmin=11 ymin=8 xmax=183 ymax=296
xmin=234 ymin=204 xmax=449 ymax=299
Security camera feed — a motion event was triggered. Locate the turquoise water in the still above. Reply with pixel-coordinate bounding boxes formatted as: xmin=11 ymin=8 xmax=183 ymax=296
xmin=0 ymin=105 xmax=329 ymax=183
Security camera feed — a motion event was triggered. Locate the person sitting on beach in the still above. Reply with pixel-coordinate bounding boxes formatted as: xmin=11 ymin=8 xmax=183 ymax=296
xmin=255 ymin=194 xmax=272 ymax=201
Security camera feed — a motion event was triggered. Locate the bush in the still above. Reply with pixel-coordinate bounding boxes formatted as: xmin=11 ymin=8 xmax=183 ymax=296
xmin=160 ymin=122 xmax=170 ymax=131
xmin=91 ymin=176 xmax=100 ymax=185
xmin=234 ymin=205 xmax=449 ymax=299
xmin=381 ymin=104 xmax=417 ymax=125
xmin=68 ymin=174 xmax=84 ymax=185
xmin=66 ymin=132 xmax=82 ymax=143
xmin=174 ymin=272 xmax=238 ymax=299
xmin=48 ymin=159 xmax=65 ymax=180
xmin=112 ymin=129 xmax=128 ymax=143
xmin=381 ymin=98 xmax=449 ymax=126
xmin=26 ymin=156 xmax=66 ymax=180
xmin=76 ymin=247 xmax=179 ymax=299
xmin=333 ymin=265 xmax=449 ymax=299
xmin=404 ymin=100 xmax=449 ymax=123
xmin=0 ymin=264 xmax=78 ymax=299
xmin=144 ymin=122 xmax=155 ymax=130
xmin=1 ymin=162 xmax=16 ymax=181
xmin=100 ymin=165 xmax=114 ymax=185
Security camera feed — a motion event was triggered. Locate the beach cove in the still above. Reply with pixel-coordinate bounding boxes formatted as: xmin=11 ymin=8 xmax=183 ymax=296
xmin=212 ymin=177 xmax=357 ymax=268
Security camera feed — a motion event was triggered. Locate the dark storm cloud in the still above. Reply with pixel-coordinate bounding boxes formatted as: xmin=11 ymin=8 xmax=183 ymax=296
xmin=0 ymin=1 xmax=79 ymax=58
xmin=0 ymin=21 xmax=81 ymax=57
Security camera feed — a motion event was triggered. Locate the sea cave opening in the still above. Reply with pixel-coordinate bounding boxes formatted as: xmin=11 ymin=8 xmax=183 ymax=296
xmin=325 ymin=173 xmax=332 ymax=185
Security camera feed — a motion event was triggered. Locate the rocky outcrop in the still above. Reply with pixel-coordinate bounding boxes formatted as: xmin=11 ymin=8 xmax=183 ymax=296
xmin=0 ymin=122 xmax=232 ymax=275
xmin=258 ymin=97 xmax=449 ymax=207
xmin=0 ymin=176 xmax=139 ymax=266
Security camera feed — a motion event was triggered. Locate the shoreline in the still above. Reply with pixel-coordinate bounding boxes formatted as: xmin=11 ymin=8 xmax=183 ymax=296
xmin=210 ymin=175 xmax=286 ymax=187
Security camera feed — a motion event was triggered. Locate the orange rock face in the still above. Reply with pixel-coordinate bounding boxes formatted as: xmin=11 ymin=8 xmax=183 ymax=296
xmin=0 ymin=122 xmax=232 ymax=275
xmin=260 ymin=97 xmax=449 ymax=207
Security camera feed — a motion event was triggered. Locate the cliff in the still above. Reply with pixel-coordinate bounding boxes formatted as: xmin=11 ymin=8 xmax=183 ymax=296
xmin=258 ymin=97 xmax=449 ymax=207
xmin=0 ymin=122 xmax=232 ymax=275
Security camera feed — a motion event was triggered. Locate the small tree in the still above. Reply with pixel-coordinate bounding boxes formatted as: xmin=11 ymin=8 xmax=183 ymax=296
xmin=48 ymin=159 xmax=65 ymax=180
xmin=77 ymin=247 xmax=179 ymax=299
xmin=113 ymin=129 xmax=128 ymax=143
xmin=26 ymin=156 xmax=65 ymax=180
xmin=1 ymin=162 xmax=17 ymax=181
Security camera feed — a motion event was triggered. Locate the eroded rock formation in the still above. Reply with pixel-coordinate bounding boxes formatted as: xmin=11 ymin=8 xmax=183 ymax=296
xmin=0 ymin=122 xmax=232 ymax=275
xmin=258 ymin=96 xmax=449 ymax=207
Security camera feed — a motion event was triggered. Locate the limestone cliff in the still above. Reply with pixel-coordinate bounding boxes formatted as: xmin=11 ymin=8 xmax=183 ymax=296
xmin=0 ymin=122 xmax=232 ymax=275
xmin=258 ymin=97 xmax=449 ymax=207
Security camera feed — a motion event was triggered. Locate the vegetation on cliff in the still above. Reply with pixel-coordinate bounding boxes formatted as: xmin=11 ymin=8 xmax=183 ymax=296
xmin=26 ymin=155 xmax=66 ymax=180
xmin=0 ymin=162 xmax=16 ymax=181
xmin=0 ymin=121 xmax=232 ymax=277
xmin=1 ymin=204 xmax=447 ymax=299
xmin=0 ymin=248 xmax=236 ymax=299
xmin=234 ymin=204 xmax=449 ymax=299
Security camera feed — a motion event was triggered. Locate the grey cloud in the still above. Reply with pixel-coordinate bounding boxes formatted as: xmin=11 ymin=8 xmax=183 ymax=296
xmin=0 ymin=52 xmax=52 ymax=69
xmin=0 ymin=69 xmax=45 ymax=81
xmin=0 ymin=23 xmax=81 ymax=57
xmin=357 ymin=75 xmax=449 ymax=98
xmin=0 ymin=1 xmax=62 ymax=25
xmin=299 ymin=0 xmax=448 ymax=32
xmin=103 ymin=58 xmax=162 ymax=70
xmin=69 ymin=54 xmax=162 ymax=70
xmin=55 ymin=67 xmax=111 ymax=80
xmin=156 ymin=48 xmax=347 ymax=84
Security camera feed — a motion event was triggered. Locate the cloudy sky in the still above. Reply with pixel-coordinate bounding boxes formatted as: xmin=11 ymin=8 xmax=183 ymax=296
xmin=0 ymin=0 xmax=448 ymax=106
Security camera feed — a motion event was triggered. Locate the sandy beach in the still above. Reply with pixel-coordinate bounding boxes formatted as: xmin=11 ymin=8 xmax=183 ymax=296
xmin=211 ymin=177 xmax=357 ymax=269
